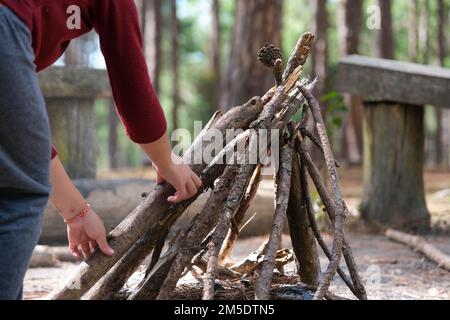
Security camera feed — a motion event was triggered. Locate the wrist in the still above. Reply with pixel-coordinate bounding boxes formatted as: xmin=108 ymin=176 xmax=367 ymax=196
xmin=154 ymin=153 xmax=180 ymax=171
xmin=63 ymin=203 xmax=91 ymax=224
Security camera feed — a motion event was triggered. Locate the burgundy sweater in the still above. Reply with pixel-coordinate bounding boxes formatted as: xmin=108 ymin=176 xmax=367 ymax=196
xmin=1 ymin=0 xmax=167 ymax=159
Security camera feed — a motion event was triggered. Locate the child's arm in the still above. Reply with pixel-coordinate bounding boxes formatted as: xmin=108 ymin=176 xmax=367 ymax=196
xmin=49 ymin=156 xmax=114 ymax=259
xmin=139 ymin=133 xmax=202 ymax=203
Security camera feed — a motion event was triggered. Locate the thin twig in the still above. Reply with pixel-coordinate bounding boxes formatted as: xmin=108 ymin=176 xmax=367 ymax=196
xmin=255 ymin=144 xmax=294 ymax=300
xmin=300 ymin=128 xmax=340 ymax=167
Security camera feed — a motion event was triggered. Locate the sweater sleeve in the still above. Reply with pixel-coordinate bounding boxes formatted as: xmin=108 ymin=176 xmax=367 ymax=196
xmin=51 ymin=144 xmax=58 ymax=160
xmin=93 ymin=0 xmax=167 ymax=144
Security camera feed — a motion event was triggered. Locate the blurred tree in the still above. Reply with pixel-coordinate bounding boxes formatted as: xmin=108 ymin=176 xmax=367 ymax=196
xmin=337 ymin=0 xmax=363 ymax=163
xmin=140 ymin=0 xmax=162 ymax=95
xmin=310 ymin=0 xmax=328 ymax=106
xmin=309 ymin=0 xmax=329 ymax=163
xmin=171 ymin=0 xmax=180 ymax=131
xmin=211 ymin=0 xmax=222 ymax=109
xmin=377 ymin=0 xmax=394 ymax=59
xmin=220 ymin=0 xmax=283 ymax=109
xmin=108 ymin=100 xmax=119 ymax=169
xmin=408 ymin=0 xmax=419 ymax=62
xmin=419 ymin=0 xmax=430 ymax=64
xmin=64 ymin=34 xmax=97 ymax=67
xmin=436 ymin=0 xmax=448 ymax=166
xmin=65 ymin=41 xmax=85 ymax=66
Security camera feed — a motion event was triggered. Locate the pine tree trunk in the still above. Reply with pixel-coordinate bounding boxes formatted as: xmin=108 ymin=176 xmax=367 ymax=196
xmin=408 ymin=0 xmax=419 ymax=62
xmin=140 ymin=0 xmax=162 ymax=95
xmin=436 ymin=0 xmax=447 ymax=166
xmin=171 ymin=0 xmax=180 ymax=131
xmin=64 ymin=33 xmax=96 ymax=67
xmin=108 ymin=101 xmax=119 ymax=169
xmin=419 ymin=0 xmax=430 ymax=64
xmin=220 ymin=0 xmax=282 ymax=110
xmin=377 ymin=0 xmax=394 ymax=60
xmin=337 ymin=0 xmax=363 ymax=163
xmin=65 ymin=41 xmax=84 ymax=67
xmin=310 ymin=0 xmax=328 ymax=105
xmin=211 ymin=0 xmax=222 ymax=109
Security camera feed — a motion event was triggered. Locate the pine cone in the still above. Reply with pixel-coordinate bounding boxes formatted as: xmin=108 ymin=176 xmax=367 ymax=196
xmin=257 ymin=43 xmax=282 ymax=67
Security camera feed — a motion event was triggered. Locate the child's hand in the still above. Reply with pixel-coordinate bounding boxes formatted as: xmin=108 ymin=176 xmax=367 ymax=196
xmin=153 ymin=155 xmax=203 ymax=203
xmin=67 ymin=209 xmax=114 ymax=259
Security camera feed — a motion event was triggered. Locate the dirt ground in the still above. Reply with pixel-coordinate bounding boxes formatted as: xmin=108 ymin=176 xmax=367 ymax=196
xmin=23 ymin=167 xmax=450 ymax=300
xmin=23 ymin=233 xmax=450 ymax=300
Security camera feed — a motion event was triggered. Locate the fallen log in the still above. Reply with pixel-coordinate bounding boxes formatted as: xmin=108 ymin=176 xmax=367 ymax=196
xmin=30 ymin=246 xmax=60 ymax=268
xmin=31 ymin=246 xmax=80 ymax=268
xmin=386 ymin=229 xmax=450 ymax=271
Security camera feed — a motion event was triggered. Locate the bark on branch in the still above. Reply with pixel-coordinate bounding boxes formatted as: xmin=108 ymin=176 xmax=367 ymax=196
xmin=386 ymin=229 xmax=450 ymax=271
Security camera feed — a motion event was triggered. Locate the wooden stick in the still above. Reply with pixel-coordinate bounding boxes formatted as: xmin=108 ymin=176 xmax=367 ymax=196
xmin=255 ymin=144 xmax=294 ymax=300
xmin=295 ymin=142 xmax=356 ymax=295
xmin=273 ymin=79 xmax=316 ymax=131
xmin=218 ymin=165 xmax=263 ymax=266
xmin=83 ymin=232 xmax=155 ymax=300
xmin=286 ymin=150 xmax=320 ymax=286
xmin=230 ymin=239 xmax=269 ymax=275
xmin=145 ymin=229 xmax=169 ymax=276
xmin=282 ymin=32 xmax=316 ymax=81
xmin=129 ymin=165 xmax=241 ymax=300
xmin=203 ymin=210 xmax=232 ymax=300
xmin=252 ymin=66 xmax=305 ymax=131
xmin=156 ymin=164 xmax=255 ymax=300
xmin=298 ymin=85 xmax=346 ymax=300
xmin=301 ymin=128 xmax=340 ymax=167
xmin=202 ymin=163 xmax=259 ymax=299
xmin=296 ymin=137 xmax=367 ymax=300
xmin=49 ymin=98 xmax=264 ymax=300
xmin=386 ymin=229 xmax=450 ymax=271
xmin=274 ymin=59 xmax=284 ymax=86
xmin=194 ymin=257 xmax=242 ymax=279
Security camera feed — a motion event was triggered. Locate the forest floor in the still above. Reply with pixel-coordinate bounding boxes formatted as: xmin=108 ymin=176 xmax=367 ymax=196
xmin=23 ymin=233 xmax=450 ymax=300
xmin=24 ymin=166 xmax=450 ymax=300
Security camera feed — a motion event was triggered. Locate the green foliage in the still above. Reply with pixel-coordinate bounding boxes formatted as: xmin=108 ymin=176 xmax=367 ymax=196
xmin=322 ymin=91 xmax=348 ymax=137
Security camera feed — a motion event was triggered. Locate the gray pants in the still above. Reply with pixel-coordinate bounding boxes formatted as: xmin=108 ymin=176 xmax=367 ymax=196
xmin=0 ymin=7 xmax=52 ymax=299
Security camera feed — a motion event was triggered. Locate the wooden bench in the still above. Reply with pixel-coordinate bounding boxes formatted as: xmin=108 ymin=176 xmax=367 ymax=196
xmin=336 ymin=55 xmax=450 ymax=232
xmin=39 ymin=67 xmax=112 ymax=179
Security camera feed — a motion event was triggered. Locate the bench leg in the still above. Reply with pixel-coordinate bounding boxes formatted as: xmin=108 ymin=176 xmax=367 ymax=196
xmin=361 ymin=102 xmax=429 ymax=232
xmin=46 ymin=97 xmax=97 ymax=179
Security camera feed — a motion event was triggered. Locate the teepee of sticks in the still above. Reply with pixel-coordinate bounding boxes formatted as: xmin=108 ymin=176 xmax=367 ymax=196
xmin=49 ymin=32 xmax=367 ymax=301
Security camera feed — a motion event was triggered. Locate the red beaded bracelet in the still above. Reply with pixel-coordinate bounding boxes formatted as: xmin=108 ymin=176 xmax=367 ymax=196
xmin=64 ymin=203 xmax=91 ymax=224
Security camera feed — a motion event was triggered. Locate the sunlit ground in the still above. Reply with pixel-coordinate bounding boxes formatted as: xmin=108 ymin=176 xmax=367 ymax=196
xmin=24 ymin=166 xmax=450 ymax=300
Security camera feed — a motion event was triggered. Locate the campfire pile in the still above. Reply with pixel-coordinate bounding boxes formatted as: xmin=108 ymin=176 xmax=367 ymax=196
xmin=49 ymin=32 xmax=367 ymax=300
